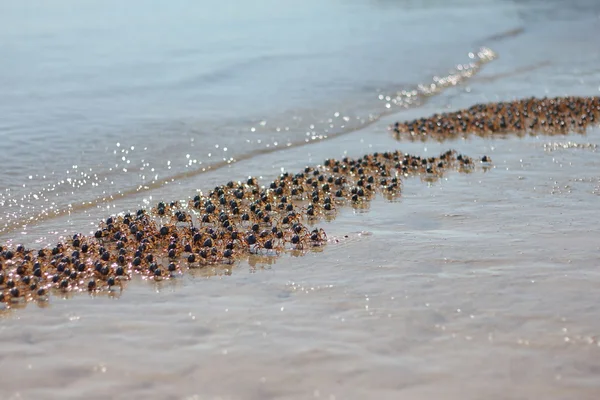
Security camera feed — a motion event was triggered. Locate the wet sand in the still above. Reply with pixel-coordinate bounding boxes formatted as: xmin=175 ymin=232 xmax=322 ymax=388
xmin=1 ymin=106 xmax=599 ymax=399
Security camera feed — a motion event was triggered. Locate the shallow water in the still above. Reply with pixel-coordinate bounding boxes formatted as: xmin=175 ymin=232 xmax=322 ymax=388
xmin=2 ymin=0 xmax=600 ymax=399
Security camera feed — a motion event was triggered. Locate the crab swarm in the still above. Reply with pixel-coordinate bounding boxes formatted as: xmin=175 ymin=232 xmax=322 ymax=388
xmin=392 ymin=96 xmax=600 ymax=140
xmin=0 ymin=149 xmax=480 ymax=308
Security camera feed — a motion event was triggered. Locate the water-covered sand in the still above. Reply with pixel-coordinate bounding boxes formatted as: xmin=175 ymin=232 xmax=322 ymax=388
xmin=1 ymin=0 xmax=600 ymax=399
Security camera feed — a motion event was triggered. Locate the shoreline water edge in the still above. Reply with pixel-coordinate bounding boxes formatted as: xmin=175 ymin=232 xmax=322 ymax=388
xmin=1 ymin=95 xmax=598 ymax=312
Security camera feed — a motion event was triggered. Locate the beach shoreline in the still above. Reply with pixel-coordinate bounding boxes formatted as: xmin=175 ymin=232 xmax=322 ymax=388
xmin=2 ymin=0 xmax=600 ymax=398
